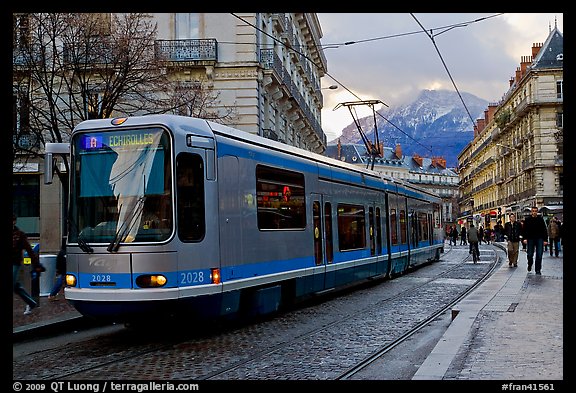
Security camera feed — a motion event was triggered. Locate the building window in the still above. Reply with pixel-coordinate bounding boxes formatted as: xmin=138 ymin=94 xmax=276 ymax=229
xmin=556 ymin=112 xmax=563 ymax=128
xmin=13 ymin=88 xmax=30 ymax=136
xmin=175 ymin=13 xmax=199 ymax=39
xmin=556 ymin=81 xmax=563 ymax=99
xmin=12 ymin=174 xmax=40 ymax=236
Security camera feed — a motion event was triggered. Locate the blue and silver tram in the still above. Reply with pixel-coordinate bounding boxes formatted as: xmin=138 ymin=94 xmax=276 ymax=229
xmin=62 ymin=114 xmax=444 ymax=322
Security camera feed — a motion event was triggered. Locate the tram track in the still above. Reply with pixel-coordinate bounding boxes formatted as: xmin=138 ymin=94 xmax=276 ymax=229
xmin=201 ymin=245 xmax=502 ymax=380
xmin=337 ymin=244 xmax=503 ymax=380
xmin=13 ymin=244 xmax=504 ymax=381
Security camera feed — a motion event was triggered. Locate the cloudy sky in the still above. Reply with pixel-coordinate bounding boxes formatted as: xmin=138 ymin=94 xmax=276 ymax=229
xmin=316 ymin=13 xmax=563 ymax=142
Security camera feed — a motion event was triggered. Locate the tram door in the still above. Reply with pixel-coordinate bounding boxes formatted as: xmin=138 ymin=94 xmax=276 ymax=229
xmin=218 ymin=155 xmax=241 ymax=267
xmin=312 ymin=195 xmax=335 ymax=289
xmin=371 ymin=203 xmax=383 ymax=255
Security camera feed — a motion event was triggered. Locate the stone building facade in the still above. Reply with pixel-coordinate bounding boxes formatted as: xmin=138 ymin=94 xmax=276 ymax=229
xmin=458 ymin=24 xmax=563 ymax=229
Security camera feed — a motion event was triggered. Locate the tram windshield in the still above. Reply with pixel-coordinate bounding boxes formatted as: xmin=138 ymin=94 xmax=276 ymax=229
xmin=69 ymin=127 xmax=172 ymax=246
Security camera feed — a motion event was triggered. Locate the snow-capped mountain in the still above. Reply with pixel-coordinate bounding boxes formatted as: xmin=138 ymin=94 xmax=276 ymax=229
xmin=331 ymin=89 xmax=489 ymax=167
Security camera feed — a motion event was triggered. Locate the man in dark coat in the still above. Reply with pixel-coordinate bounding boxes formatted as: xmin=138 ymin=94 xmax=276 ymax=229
xmin=504 ymin=213 xmax=522 ymax=267
xmin=521 ymin=207 xmax=548 ymax=275
xmin=13 ymin=214 xmax=43 ymax=314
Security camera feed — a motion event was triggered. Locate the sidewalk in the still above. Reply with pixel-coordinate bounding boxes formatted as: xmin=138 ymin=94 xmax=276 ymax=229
xmin=13 ymin=289 xmax=83 ymax=335
xmin=414 ymin=245 xmax=563 ymax=380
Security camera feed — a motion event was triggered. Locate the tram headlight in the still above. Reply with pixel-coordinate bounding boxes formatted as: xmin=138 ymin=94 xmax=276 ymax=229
xmin=136 ymin=274 xmax=167 ymax=288
xmin=65 ymin=274 xmax=77 ymax=287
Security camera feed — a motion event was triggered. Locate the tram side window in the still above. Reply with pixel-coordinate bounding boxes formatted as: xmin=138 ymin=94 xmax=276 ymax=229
xmin=177 ymin=153 xmax=205 ymax=242
xmin=375 ymin=207 xmax=382 ymax=254
xmin=256 ymin=165 xmax=305 ymax=230
xmin=418 ymin=212 xmax=429 ymax=242
xmin=325 ymin=202 xmax=334 ymax=263
xmin=337 ymin=204 xmax=366 ymax=251
xmin=390 ymin=208 xmax=398 ymax=245
xmin=399 ymin=209 xmax=407 ymax=244
xmin=410 ymin=210 xmax=418 ymax=246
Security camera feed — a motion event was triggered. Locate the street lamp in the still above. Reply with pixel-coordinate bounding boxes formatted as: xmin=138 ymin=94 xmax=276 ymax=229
xmin=322 ymin=85 xmax=338 ymax=90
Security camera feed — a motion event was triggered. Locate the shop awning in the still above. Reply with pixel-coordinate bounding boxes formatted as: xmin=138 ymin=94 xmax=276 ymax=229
xmin=539 ymin=205 xmax=563 ymax=213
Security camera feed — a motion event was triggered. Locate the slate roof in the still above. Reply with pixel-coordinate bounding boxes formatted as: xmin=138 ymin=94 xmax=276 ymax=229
xmin=324 ymin=143 xmax=458 ymax=177
xmin=532 ymin=24 xmax=563 ymax=69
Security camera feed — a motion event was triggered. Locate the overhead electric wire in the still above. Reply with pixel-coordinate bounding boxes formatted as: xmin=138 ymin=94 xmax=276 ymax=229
xmin=231 ymin=13 xmax=500 ymax=156
xmin=320 ymin=13 xmax=503 ymax=49
xmin=231 ymin=13 xmax=434 ymax=155
xmin=410 ymin=13 xmax=478 ymax=126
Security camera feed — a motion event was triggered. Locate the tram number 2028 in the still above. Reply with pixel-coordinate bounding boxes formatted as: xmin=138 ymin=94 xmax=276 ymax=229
xmin=179 ymin=271 xmax=206 ymax=285
xmin=92 ymin=274 xmax=112 ymax=282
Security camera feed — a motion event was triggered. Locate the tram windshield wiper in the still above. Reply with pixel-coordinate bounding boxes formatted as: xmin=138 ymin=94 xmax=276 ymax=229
xmin=69 ymin=216 xmax=93 ymax=253
xmin=78 ymin=235 xmax=94 ymax=253
xmin=107 ymin=196 xmax=146 ymax=252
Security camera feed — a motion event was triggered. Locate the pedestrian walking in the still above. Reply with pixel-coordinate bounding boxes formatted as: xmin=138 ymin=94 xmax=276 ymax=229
xmin=522 ymin=206 xmax=548 ymax=275
xmin=484 ymin=227 xmax=492 ymax=244
xmin=504 ymin=213 xmax=522 ymax=267
xmin=12 ymin=213 xmax=44 ymax=315
xmin=520 ymin=219 xmax=527 ymax=251
xmin=467 ymin=223 xmax=480 ymax=263
xmin=547 ymin=216 xmax=561 ymax=257
xmin=478 ymin=226 xmax=484 ymax=244
xmin=558 ymin=218 xmax=563 ymax=250
xmin=460 ymin=226 xmax=467 ymax=245
xmin=450 ymin=225 xmax=459 ymax=246
xmin=494 ymin=220 xmax=504 ymax=242
xmin=48 ymin=240 xmax=66 ymax=300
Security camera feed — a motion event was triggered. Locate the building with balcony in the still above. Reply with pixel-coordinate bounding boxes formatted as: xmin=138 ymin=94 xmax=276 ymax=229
xmin=152 ymin=13 xmax=328 ymax=152
xmin=12 ymin=13 xmax=330 ymax=252
xmin=457 ymin=23 xmax=563 ymax=229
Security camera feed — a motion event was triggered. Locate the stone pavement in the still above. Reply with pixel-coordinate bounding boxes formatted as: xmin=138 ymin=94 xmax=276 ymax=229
xmin=414 ymin=244 xmax=564 ymax=381
xmin=13 ymin=244 xmax=565 ymax=382
xmin=13 ymin=287 xmax=82 ymax=335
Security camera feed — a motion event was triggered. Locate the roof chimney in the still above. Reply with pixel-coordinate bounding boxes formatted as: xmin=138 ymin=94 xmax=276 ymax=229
xmin=487 ymin=103 xmax=498 ymax=123
xmin=520 ymin=56 xmax=531 ymax=77
xmin=477 ymin=118 xmax=486 ymax=134
xmin=432 ymin=156 xmax=446 ymax=169
xmin=412 ymin=153 xmax=423 ymax=167
xmin=394 ymin=143 xmax=402 ymax=159
xmin=532 ymin=42 xmax=542 ymax=59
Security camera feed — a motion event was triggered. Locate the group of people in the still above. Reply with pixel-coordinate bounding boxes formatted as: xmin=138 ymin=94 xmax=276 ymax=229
xmin=12 ymin=213 xmax=66 ymax=315
xmin=447 ymin=223 xmax=502 ymax=246
xmin=545 ymin=215 xmax=563 ymax=257
xmin=446 ymin=207 xmax=562 ymax=275
xmin=503 ymin=207 xmax=562 ymax=274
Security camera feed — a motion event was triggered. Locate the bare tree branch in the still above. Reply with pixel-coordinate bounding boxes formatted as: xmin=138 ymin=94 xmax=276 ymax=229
xmin=13 ymin=12 xmax=238 ymax=181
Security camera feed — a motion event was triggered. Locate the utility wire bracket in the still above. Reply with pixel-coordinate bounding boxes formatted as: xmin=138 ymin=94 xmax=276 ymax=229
xmin=334 ymin=100 xmax=387 ymax=170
